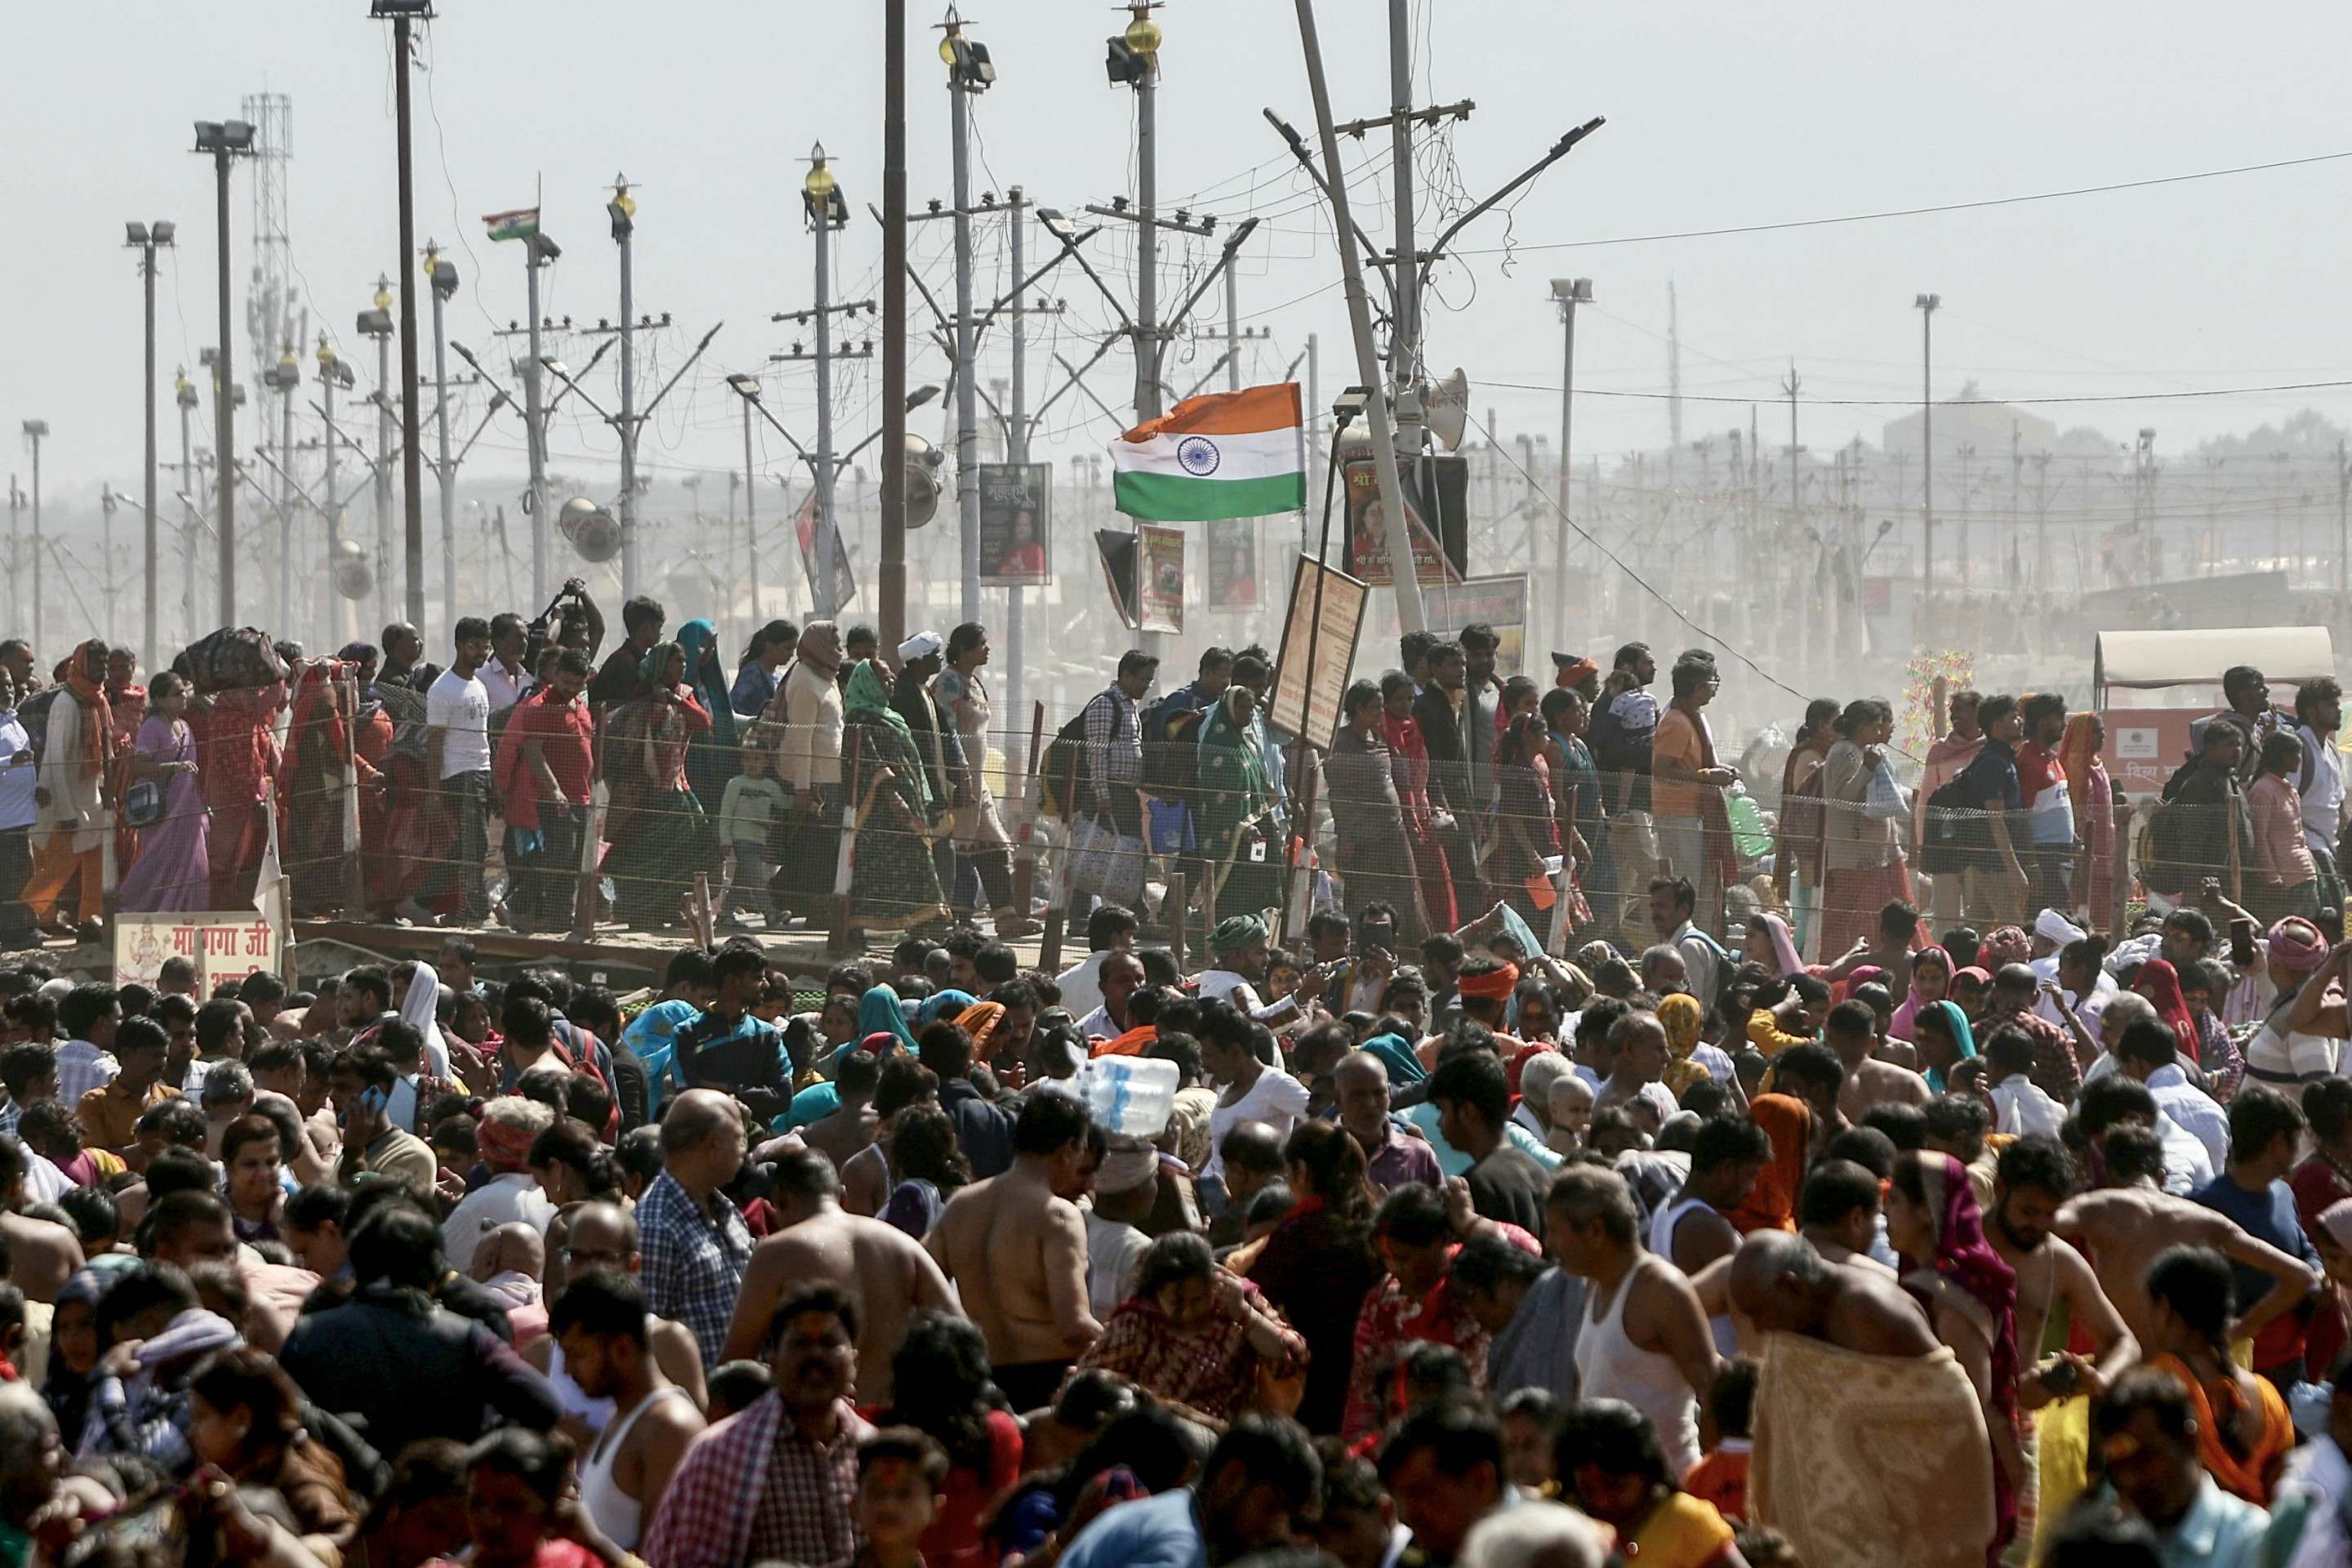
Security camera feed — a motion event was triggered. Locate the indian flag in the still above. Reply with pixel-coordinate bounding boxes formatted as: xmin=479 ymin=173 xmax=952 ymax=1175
xmin=1112 ymin=383 xmax=1303 ymax=522
xmin=483 ymin=207 xmax=540 ymax=243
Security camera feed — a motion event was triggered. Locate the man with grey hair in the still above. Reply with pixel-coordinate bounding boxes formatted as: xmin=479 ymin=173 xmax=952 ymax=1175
xmin=639 ymin=1089 xmax=752 ymax=1367
xmin=1456 ymin=1499 xmax=1610 ymax=1568
xmin=197 ymin=1059 xmax=256 ymax=1159
xmin=439 ymin=1096 xmax=559 ymax=1272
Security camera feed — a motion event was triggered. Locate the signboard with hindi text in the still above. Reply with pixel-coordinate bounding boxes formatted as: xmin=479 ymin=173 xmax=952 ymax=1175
xmin=1138 ymin=524 xmax=1186 ymax=635
xmin=1271 ymin=555 xmax=1369 ymax=751
xmin=1205 ymin=517 xmax=1263 ymax=613
xmin=114 ymin=911 xmax=285 ymax=993
xmin=1424 ymin=573 xmax=1530 ymax=672
xmin=1341 ymin=452 xmax=1468 ymax=588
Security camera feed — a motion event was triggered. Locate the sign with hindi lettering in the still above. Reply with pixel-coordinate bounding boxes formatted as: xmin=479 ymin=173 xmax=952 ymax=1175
xmin=1424 ymin=574 xmax=1530 ymax=673
xmin=113 ymin=911 xmax=285 ymax=993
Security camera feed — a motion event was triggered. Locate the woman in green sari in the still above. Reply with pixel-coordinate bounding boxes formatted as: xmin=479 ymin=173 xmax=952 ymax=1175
xmin=841 ymin=659 xmax=951 ymax=929
xmin=605 ymin=640 xmax=717 ymax=928
xmin=1196 ymin=683 xmax=1284 ymax=920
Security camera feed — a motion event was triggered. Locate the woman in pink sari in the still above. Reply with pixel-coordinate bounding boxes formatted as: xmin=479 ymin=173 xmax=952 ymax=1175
xmin=2059 ymin=712 xmax=2114 ymax=924
xmin=1380 ymin=670 xmax=1455 ymax=932
xmin=1888 ymin=945 xmax=1954 ymax=1045
xmin=1886 ymin=1148 xmax=2021 ymax=1563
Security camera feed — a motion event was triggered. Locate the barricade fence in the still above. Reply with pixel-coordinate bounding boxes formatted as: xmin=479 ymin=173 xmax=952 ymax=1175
xmin=68 ymin=684 xmax=2307 ymax=959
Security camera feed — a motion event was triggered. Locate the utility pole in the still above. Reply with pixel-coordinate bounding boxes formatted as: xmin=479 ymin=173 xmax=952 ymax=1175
xmin=20 ymin=424 xmax=46 ymax=654
xmin=2034 ymin=448 xmax=2054 ymax=586
xmin=608 ymin=177 xmax=642 ymax=597
xmin=264 ymin=347 xmax=298 ymax=638
xmin=880 ymin=0 xmax=910 ymax=650
xmin=773 ymin=146 xmax=867 ymax=621
xmin=1551 ymin=279 xmax=1590 ymax=651
xmin=1667 ymin=278 xmax=1683 ymax=456
xmin=318 ymin=337 xmax=351 ymax=647
xmin=944 ymin=8 xmax=987 ymax=624
xmin=1293 ymin=0 xmax=1425 ymax=630
xmin=4 ymin=478 xmax=20 ymax=643
xmin=1006 ymin=188 xmax=1030 ymax=776
xmin=483 ymin=220 xmax=562 ymax=605
xmin=99 ymin=488 xmax=120 ymax=643
xmin=1955 ymin=442 xmax=1975 ymax=590
xmin=2337 ymin=438 xmax=2349 ymax=609
xmin=195 ymin=119 xmax=255 ymax=627
xmin=425 ymin=246 xmax=461 ymax=632
xmin=1125 ymin=5 xmax=1163 ymax=423
xmin=176 ymin=373 xmax=199 ymax=642
xmin=127 ymin=220 xmax=174 ymax=669
xmin=733 ymin=382 xmax=761 ymax=630
xmin=367 ymin=278 xmax=397 ymax=631
xmin=1915 ymin=292 xmax=1939 ymax=610
xmin=375 ymin=0 xmax=431 ymax=627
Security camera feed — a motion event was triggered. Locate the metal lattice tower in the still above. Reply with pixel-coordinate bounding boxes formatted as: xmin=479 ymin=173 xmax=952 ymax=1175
xmin=243 ymin=92 xmax=301 ymax=382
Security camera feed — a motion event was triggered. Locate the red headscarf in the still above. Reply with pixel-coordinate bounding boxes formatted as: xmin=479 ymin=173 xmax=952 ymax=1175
xmin=2132 ymin=958 xmax=2200 ymax=1062
xmin=56 ymin=640 xmax=114 ymax=777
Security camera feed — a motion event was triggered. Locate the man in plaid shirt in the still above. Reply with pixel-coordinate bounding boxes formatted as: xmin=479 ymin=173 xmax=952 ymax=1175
xmin=1080 ymin=650 xmax=1156 ymax=842
xmin=641 ymin=1281 xmax=873 ymax=1568
xmin=635 ymin=1089 xmax=752 ymax=1369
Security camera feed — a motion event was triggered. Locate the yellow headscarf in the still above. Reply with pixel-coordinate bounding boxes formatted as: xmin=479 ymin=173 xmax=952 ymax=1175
xmin=1657 ymin=992 xmax=1711 ymax=1094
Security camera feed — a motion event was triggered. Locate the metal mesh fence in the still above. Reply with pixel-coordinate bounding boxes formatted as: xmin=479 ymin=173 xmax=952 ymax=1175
xmin=74 ymin=673 xmax=2314 ymax=965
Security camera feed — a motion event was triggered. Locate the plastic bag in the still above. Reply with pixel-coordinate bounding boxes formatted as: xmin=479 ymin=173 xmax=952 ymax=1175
xmin=1863 ymin=760 xmax=1910 ymax=821
xmin=1069 ymin=814 xmax=1147 ymax=906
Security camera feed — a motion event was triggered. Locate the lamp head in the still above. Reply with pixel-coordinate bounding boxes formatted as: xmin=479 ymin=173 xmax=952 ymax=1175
xmin=906 ymin=384 xmax=942 ymax=412
xmin=1914 ymin=292 xmax=1940 ymax=311
xmin=726 ymin=373 xmax=760 ymax=400
xmin=125 ymin=222 xmax=149 ymax=247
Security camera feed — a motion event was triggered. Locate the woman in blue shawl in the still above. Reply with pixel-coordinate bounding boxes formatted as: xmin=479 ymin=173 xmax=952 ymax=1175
xmin=1913 ymin=999 xmax=1978 ymax=1094
xmin=676 ymin=617 xmax=741 ymax=813
xmin=1360 ymin=1031 xmax=1427 ymax=1086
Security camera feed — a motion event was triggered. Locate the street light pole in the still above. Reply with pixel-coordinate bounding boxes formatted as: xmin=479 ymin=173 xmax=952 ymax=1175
xmin=807 ymin=147 xmax=844 ymax=621
xmin=1550 ymin=278 xmax=1588 ymax=653
xmin=176 ymin=374 xmax=199 ymax=642
xmin=522 ymin=234 xmax=555 ymax=605
xmin=944 ymin=11 xmax=984 ymax=624
xmin=365 ymin=278 xmax=396 ymax=632
xmin=194 ymin=119 xmax=256 ymax=628
xmin=880 ymin=0 xmax=910 ymax=650
xmin=127 ymin=220 xmax=175 ymax=670
xmin=725 ymin=376 xmax=765 ymax=641
xmin=426 ymin=247 xmax=460 ymax=635
xmin=609 ymin=180 xmax=640 ymax=598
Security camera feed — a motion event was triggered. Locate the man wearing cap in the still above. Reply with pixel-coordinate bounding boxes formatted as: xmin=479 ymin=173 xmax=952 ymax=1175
xmin=1552 ymin=653 xmax=1601 ymax=702
xmin=1196 ymin=915 xmax=1320 ymax=1027
xmin=2031 ymin=909 xmax=2116 ymax=1034
xmin=1085 ymin=1135 xmax=1160 ymax=1319
xmin=891 ymin=631 xmax=963 ymax=907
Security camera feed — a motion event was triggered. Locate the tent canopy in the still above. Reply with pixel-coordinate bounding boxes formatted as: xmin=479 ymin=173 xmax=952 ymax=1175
xmin=2093 ymin=626 xmax=2336 ymax=693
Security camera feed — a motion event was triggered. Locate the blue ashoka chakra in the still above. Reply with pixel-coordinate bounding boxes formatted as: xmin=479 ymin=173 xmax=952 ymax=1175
xmin=1176 ymin=435 xmax=1221 ymax=476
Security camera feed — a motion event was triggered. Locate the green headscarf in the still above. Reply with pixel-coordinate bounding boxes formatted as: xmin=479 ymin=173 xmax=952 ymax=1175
xmin=844 ymin=659 xmax=932 ymax=813
xmin=1921 ymin=999 xmax=1978 ymax=1094
xmin=1197 ymin=688 xmax=1274 ymax=836
xmin=637 ymin=639 xmax=684 ymax=690
xmin=1361 ymin=1033 xmax=1426 ymax=1085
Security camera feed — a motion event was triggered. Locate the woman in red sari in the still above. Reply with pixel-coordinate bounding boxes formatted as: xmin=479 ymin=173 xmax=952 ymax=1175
xmin=1379 ymin=670 xmax=1454 ymax=932
xmin=605 ymin=641 xmax=714 ymax=929
xmin=2059 ymin=712 xmax=2115 ymax=924
xmin=279 ymin=659 xmax=376 ymax=916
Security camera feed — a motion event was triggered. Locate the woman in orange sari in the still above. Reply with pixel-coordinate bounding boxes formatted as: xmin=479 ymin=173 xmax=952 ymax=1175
xmin=2141 ymin=1243 xmax=2296 ymax=1503
xmin=1724 ymin=1091 xmax=1811 ymax=1234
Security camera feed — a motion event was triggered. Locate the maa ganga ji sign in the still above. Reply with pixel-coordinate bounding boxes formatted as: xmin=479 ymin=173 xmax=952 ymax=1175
xmin=113 ymin=912 xmax=285 ymax=991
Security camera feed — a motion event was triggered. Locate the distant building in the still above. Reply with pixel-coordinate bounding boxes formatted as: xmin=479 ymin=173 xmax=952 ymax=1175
xmin=1880 ymin=381 xmax=2058 ymax=461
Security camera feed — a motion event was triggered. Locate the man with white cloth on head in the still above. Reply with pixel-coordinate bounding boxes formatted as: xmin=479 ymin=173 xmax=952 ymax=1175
xmin=2030 ymin=908 xmax=2115 ymax=1035
xmin=1083 ymin=1137 xmax=1159 ymax=1319
xmin=441 ymin=1097 xmax=559 ymax=1273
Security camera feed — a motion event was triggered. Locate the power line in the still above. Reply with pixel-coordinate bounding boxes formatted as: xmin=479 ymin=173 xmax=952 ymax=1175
xmin=1480 ymin=376 xmax=2352 ymax=408
xmin=1449 ymin=148 xmax=2352 ymax=256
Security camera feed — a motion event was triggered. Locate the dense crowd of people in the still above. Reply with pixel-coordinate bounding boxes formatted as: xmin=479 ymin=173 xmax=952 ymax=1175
xmin=3 ymin=595 xmax=2352 ymax=1565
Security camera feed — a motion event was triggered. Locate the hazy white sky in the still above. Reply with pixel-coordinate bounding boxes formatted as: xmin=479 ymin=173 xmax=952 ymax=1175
xmin=11 ymin=0 xmax=2352 ymax=501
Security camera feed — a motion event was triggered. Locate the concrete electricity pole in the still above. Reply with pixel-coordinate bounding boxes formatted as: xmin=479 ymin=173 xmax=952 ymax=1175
xmin=317 ymin=337 xmax=354 ymax=646
xmin=194 ymin=118 xmax=256 ymax=627
xmin=880 ymin=0 xmax=911 ymax=651
xmin=1550 ymin=278 xmax=1589 ymax=649
xmin=771 ymin=146 xmax=868 ymax=622
xmin=943 ymin=9 xmax=989 ymax=623
xmin=363 ymin=278 xmax=397 ymax=630
xmin=608 ymin=178 xmax=642 ymax=596
xmin=1916 ymin=292 xmax=1940 ymax=599
xmin=425 ymin=245 xmax=461 ymax=631
xmin=176 ymin=372 xmax=200 ymax=643
xmin=20 ymin=423 xmax=46 ymax=653
xmin=127 ymin=220 xmax=175 ymax=669
xmin=727 ymin=378 xmax=763 ymax=633
xmin=4 ymin=477 xmax=20 ymax=644
xmin=372 ymin=0 xmax=433 ymax=626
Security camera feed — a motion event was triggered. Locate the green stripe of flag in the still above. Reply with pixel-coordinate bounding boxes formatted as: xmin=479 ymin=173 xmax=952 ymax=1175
xmin=1112 ymin=470 xmax=1303 ymax=523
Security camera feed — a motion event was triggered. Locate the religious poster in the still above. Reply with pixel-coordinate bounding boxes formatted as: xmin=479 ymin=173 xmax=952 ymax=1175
xmin=1342 ymin=452 xmax=1462 ymax=588
xmin=1424 ymin=574 xmax=1530 ymax=671
xmin=795 ymin=488 xmax=859 ymax=612
xmin=1138 ymin=524 xmax=1186 ymax=635
xmin=114 ymin=911 xmax=285 ymax=994
xmin=1204 ymin=517 xmax=1262 ymax=612
xmin=1271 ymin=555 xmax=1370 ymax=751
xmin=978 ymin=462 xmax=1054 ymax=586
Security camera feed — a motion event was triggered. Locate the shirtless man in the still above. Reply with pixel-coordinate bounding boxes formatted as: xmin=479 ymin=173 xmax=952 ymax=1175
xmin=2053 ymin=1122 xmax=2319 ymax=1348
xmin=1656 ymin=1116 xmax=1769 ymax=1279
xmin=1692 ymin=1158 xmax=1894 ymax=1337
xmin=925 ymin=1089 xmax=1107 ymax=1413
xmin=547 ymin=1268 xmax=704 ymax=1552
xmin=523 ymin=1200 xmax=709 ymax=1435
xmin=1729 ymin=1227 xmax=1937 ymax=1353
xmin=1766 ymin=1041 xmax=1851 ymax=1162
xmin=1986 ymin=1135 xmax=2137 ymax=1410
xmin=1825 ymin=1000 xmax=1928 ymax=1120
xmin=802 ymin=1049 xmax=881 ymax=1172
xmin=722 ymin=1149 xmax=956 ymax=1405
xmin=0 ymin=1138 xmax=82 ymax=1299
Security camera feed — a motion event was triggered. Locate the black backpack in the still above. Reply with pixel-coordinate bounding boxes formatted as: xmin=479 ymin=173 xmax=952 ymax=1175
xmin=1919 ymin=762 xmax=1992 ymax=874
xmin=1038 ymin=709 xmax=1098 ymax=822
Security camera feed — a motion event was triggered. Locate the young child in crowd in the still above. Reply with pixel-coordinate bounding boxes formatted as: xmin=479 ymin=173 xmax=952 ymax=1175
xmin=1683 ymin=1360 xmax=1757 ymax=1526
xmin=716 ymin=733 xmax=791 ymax=928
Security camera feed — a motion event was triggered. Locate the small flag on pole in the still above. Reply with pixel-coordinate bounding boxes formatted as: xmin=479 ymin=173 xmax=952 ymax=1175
xmin=483 ymin=207 xmax=541 ymax=243
xmin=1112 ymin=383 xmax=1304 ymax=522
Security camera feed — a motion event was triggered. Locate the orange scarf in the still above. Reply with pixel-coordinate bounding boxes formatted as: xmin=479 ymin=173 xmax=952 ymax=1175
xmin=58 ymin=640 xmax=114 ymax=777
xmin=2146 ymin=1352 xmax=2294 ymax=1504
xmin=1725 ymin=1093 xmax=1810 ymax=1234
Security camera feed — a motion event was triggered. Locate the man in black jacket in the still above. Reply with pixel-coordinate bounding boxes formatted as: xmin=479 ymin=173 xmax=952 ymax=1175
xmin=278 ymin=1201 xmax=559 ymax=1458
xmin=1414 ymin=641 xmax=1486 ymax=932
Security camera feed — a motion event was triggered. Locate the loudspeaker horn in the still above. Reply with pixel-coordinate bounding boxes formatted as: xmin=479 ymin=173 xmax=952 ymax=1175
xmin=1427 ymin=366 xmax=1470 ymax=452
xmin=332 ymin=541 xmax=373 ymax=602
xmin=904 ymin=434 xmax=943 ymax=530
xmin=559 ymin=496 xmax=622 ymax=563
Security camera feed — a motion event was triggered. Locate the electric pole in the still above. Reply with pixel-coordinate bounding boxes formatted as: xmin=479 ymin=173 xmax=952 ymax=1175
xmin=608 ymin=177 xmax=642 ymax=597
xmin=127 ymin=220 xmax=174 ymax=669
xmin=1955 ymin=441 xmax=1975 ymax=591
xmin=1551 ymin=279 xmax=1589 ymax=651
xmin=176 ymin=372 xmax=200 ymax=644
xmin=729 ymin=379 xmax=763 ymax=634
xmin=373 ymin=0 xmax=432 ymax=626
xmin=942 ymin=9 xmax=989 ymax=624
xmin=318 ymin=337 xmax=353 ymax=647
xmin=1915 ymin=292 xmax=1939 ymax=608
xmin=425 ymin=245 xmax=461 ymax=633
xmin=771 ymin=145 xmax=867 ymax=622
xmin=880 ymin=0 xmax=910 ymax=650
xmin=20 ymin=424 xmax=46 ymax=654
xmin=1006 ymin=188 xmax=1030 ymax=777
xmin=366 ymin=277 xmax=397 ymax=632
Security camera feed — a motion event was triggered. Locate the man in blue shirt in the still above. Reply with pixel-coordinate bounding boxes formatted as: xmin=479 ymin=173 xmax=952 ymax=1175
xmin=672 ymin=947 xmax=789 ymax=1120
xmin=1058 ymin=1414 xmax=1323 ymax=1568
xmin=2190 ymin=1083 xmax=2323 ymax=1387
xmin=1939 ymin=692 xmax=2030 ymax=928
